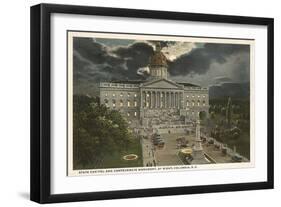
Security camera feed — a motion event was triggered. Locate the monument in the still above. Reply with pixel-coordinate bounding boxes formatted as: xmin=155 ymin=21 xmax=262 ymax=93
xmin=191 ymin=117 xmax=209 ymax=164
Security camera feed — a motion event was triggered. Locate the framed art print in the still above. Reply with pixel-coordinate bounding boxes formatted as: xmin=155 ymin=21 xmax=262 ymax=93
xmin=30 ymin=3 xmax=274 ymax=203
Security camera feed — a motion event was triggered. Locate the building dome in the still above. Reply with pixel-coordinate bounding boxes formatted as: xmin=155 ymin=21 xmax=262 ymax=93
xmin=149 ymin=43 xmax=168 ymax=67
xmin=149 ymin=50 xmax=168 ymax=67
xmin=149 ymin=42 xmax=168 ymax=79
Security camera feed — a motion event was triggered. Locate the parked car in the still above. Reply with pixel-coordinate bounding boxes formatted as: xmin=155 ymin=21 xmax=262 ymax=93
xmin=153 ymin=139 xmax=164 ymax=145
xmin=232 ymin=154 xmax=243 ymax=162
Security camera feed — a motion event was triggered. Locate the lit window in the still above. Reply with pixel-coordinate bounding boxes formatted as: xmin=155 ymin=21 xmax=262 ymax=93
xmin=147 ymin=93 xmax=149 ymax=97
xmin=134 ymin=94 xmax=137 ymax=97
xmin=113 ymin=93 xmax=115 ymax=97
xmin=120 ymin=93 xmax=123 ymax=97
xmin=127 ymin=93 xmax=130 ymax=97
xmin=120 ymin=101 xmax=123 ymax=107
xmin=134 ymin=101 xmax=137 ymax=107
xmin=192 ymin=95 xmax=195 ymax=98
xmin=192 ymin=101 xmax=195 ymax=106
xmin=105 ymin=93 xmax=108 ymax=97
xmin=127 ymin=101 xmax=131 ymax=107
xmin=203 ymin=95 xmax=206 ymax=98
xmin=134 ymin=112 xmax=137 ymax=117
xmin=186 ymin=101 xmax=189 ymax=106
xmin=186 ymin=95 xmax=189 ymax=98
xmin=127 ymin=112 xmax=130 ymax=117
xmin=198 ymin=95 xmax=200 ymax=98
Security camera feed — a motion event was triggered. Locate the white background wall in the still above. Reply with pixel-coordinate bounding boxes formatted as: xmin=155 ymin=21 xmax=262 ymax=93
xmin=0 ymin=0 xmax=279 ymax=206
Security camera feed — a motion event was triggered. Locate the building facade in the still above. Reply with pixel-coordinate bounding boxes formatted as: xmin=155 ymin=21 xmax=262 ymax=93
xmin=99 ymin=43 xmax=209 ymax=127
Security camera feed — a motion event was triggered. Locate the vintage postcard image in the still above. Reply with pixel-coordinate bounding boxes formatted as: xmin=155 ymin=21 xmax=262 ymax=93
xmin=67 ymin=31 xmax=254 ymax=176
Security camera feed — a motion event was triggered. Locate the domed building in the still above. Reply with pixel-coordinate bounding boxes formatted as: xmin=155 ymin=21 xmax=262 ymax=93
xmin=99 ymin=43 xmax=209 ymax=127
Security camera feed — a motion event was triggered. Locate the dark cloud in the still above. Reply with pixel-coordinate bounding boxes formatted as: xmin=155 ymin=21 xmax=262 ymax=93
xmin=73 ymin=37 xmax=250 ymax=94
xmin=73 ymin=37 xmax=124 ymax=65
xmin=73 ymin=37 xmax=154 ymax=81
xmin=168 ymin=43 xmax=250 ymax=76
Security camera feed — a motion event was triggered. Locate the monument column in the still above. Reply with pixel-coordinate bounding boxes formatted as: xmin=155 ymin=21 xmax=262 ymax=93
xmin=192 ymin=117 xmax=209 ymax=164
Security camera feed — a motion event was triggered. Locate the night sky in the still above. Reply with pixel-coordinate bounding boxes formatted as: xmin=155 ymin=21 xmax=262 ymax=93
xmin=72 ymin=36 xmax=250 ymax=95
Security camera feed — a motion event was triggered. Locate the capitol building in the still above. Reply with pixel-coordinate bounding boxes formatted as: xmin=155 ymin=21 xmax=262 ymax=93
xmin=99 ymin=43 xmax=209 ymax=127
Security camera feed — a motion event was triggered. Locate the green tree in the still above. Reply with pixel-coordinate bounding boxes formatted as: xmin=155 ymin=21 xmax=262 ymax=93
xmin=73 ymin=95 xmax=133 ymax=169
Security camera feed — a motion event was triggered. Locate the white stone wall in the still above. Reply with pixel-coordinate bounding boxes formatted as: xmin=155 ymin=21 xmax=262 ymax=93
xmin=99 ymin=82 xmax=141 ymax=122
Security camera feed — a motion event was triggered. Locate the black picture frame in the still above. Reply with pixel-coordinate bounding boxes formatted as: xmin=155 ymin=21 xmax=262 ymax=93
xmin=30 ymin=3 xmax=274 ymax=204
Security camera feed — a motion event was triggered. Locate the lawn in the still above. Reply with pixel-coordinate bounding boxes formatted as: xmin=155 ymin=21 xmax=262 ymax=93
xmin=202 ymin=114 xmax=250 ymax=160
xmin=219 ymin=132 xmax=250 ymax=159
xmin=85 ymin=136 xmax=143 ymax=169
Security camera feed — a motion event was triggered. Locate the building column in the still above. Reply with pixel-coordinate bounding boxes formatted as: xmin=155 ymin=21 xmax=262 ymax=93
xmin=151 ymin=91 xmax=154 ymax=108
xmin=163 ymin=92 xmax=165 ymax=108
xmin=166 ymin=92 xmax=170 ymax=108
xmin=170 ymin=92 xmax=173 ymax=108
xmin=160 ymin=92 xmax=162 ymax=108
xmin=149 ymin=91 xmax=152 ymax=108
xmin=158 ymin=91 xmax=160 ymax=108
xmin=175 ymin=92 xmax=178 ymax=109
xmin=144 ymin=91 xmax=147 ymax=108
xmin=154 ymin=91 xmax=157 ymax=108
xmin=172 ymin=92 xmax=174 ymax=108
xmin=140 ymin=90 xmax=142 ymax=108
xmin=156 ymin=91 xmax=159 ymax=108
xmin=154 ymin=91 xmax=156 ymax=109
xmin=150 ymin=91 xmax=153 ymax=108
xmin=181 ymin=92 xmax=184 ymax=109
xmin=175 ymin=92 xmax=177 ymax=108
xmin=161 ymin=92 xmax=163 ymax=108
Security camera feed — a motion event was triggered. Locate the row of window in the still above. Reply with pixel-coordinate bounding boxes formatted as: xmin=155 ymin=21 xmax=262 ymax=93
xmin=127 ymin=111 xmax=138 ymax=117
xmin=105 ymin=93 xmax=137 ymax=98
xmin=186 ymin=95 xmax=206 ymax=98
xmin=104 ymin=93 xmax=207 ymax=99
xmin=186 ymin=100 xmax=207 ymax=107
xmin=105 ymin=100 xmax=137 ymax=108
xmin=144 ymin=93 xmax=207 ymax=99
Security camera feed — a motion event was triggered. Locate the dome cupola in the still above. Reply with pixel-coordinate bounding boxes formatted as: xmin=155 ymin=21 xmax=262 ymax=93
xmin=149 ymin=42 xmax=168 ymax=79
